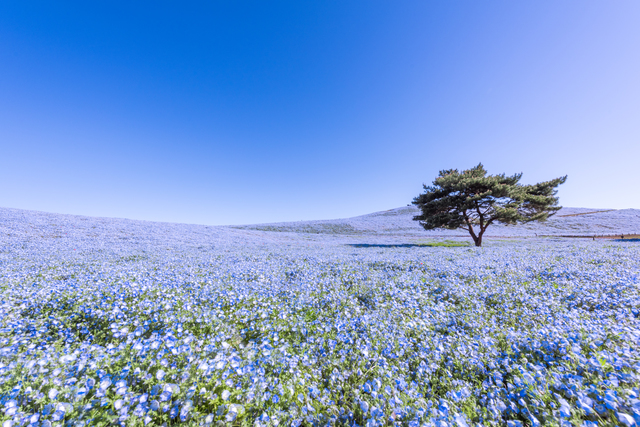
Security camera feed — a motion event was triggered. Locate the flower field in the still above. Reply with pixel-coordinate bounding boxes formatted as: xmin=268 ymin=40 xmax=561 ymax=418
xmin=1 ymin=208 xmax=639 ymax=426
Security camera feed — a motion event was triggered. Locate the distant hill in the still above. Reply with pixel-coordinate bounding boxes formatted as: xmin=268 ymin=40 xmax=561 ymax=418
xmin=1 ymin=206 xmax=638 ymax=245
xmin=235 ymin=206 xmax=640 ymax=237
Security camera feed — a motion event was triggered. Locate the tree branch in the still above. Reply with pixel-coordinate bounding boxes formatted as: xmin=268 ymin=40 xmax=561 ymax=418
xmin=462 ymin=210 xmax=478 ymax=241
xmin=475 ymin=201 xmax=485 ymax=230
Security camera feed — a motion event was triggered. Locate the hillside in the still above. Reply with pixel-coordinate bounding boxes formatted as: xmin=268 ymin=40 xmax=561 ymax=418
xmin=2 ymin=206 xmax=638 ymax=251
xmin=235 ymin=206 xmax=640 ymax=237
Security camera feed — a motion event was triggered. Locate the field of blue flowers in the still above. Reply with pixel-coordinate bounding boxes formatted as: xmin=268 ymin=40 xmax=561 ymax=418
xmin=1 ymin=208 xmax=639 ymax=427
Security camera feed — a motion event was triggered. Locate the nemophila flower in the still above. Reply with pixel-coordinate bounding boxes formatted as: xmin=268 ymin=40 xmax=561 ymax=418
xmin=618 ymin=412 xmax=636 ymax=426
xmin=51 ymin=410 xmax=65 ymax=421
xmin=225 ymin=404 xmax=239 ymax=422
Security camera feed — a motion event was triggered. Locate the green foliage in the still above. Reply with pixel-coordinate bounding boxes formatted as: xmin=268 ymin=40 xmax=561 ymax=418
xmin=412 ymin=163 xmax=567 ymax=246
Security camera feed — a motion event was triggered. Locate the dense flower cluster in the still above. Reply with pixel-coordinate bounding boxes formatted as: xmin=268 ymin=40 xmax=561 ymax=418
xmin=1 ymin=208 xmax=639 ymax=426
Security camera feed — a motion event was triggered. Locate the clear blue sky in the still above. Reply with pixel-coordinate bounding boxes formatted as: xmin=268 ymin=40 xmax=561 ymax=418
xmin=1 ymin=1 xmax=639 ymax=225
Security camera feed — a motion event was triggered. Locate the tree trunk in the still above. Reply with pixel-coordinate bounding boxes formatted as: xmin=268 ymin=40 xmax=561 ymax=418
xmin=470 ymin=230 xmax=484 ymax=246
xmin=467 ymin=225 xmax=483 ymax=247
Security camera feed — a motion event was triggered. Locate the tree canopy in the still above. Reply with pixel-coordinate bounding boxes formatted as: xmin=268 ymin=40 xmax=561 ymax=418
xmin=412 ymin=164 xmax=567 ymax=246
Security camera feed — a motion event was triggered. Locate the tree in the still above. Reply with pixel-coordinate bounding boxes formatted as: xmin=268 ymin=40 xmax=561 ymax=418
xmin=412 ymin=163 xmax=567 ymax=247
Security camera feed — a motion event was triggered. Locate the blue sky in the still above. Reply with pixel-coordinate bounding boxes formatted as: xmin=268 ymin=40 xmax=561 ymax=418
xmin=1 ymin=1 xmax=639 ymax=225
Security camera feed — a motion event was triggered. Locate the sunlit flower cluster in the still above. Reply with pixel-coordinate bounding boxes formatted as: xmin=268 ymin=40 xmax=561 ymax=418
xmin=1 ymin=208 xmax=639 ymax=426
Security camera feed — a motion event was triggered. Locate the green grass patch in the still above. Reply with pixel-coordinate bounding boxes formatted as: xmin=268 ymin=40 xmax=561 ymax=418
xmin=415 ymin=239 xmax=470 ymax=247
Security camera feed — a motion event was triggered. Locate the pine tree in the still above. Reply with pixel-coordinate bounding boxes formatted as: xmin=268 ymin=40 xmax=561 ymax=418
xmin=412 ymin=164 xmax=567 ymax=246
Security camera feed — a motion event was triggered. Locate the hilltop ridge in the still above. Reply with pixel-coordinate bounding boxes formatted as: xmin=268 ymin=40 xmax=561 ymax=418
xmin=1 ymin=206 xmax=638 ymax=245
xmin=235 ymin=206 xmax=640 ymax=237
